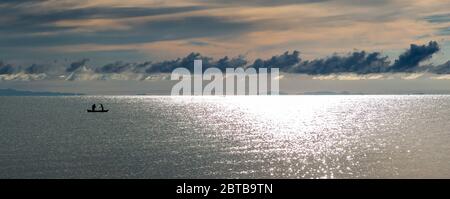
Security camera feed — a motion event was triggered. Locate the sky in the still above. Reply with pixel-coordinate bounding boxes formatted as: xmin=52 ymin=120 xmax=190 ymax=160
xmin=1 ymin=0 xmax=450 ymax=94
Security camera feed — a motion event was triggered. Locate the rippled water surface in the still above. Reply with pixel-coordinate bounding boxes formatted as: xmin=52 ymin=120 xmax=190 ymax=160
xmin=0 ymin=95 xmax=449 ymax=178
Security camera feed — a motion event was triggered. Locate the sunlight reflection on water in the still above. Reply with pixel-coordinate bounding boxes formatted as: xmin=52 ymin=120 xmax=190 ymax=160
xmin=157 ymin=95 xmax=450 ymax=178
xmin=0 ymin=95 xmax=449 ymax=178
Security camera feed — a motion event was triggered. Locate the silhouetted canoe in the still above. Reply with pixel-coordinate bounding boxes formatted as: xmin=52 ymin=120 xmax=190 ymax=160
xmin=87 ymin=109 xmax=109 ymax=113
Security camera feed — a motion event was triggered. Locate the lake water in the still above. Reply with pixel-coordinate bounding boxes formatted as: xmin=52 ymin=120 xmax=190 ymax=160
xmin=0 ymin=95 xmax=449 ymax=178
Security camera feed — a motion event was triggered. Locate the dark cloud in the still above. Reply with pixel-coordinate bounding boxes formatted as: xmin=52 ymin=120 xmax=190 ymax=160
xmin=0 ymin=41 xmax=447 ymax=78
xmin=145 ymin=59 xmax=180 ymax=73
xmin=215 ymin=56 xmax=248 ymax=71
xmin=95 ymin=61 xmax=152 ymax=74
xmin=89 ymin=53 xmax=216 ymax=74
xmin=133 ymin=62 xmax=152 ymax=73
xmin=96 ymin=61 xmax=134 ymax=73
xmin=390 ymin=41 xmax=440 ymax=72
xmin=24 ymin=63 xmax=48 ymax=74
xmin=293 ymin=51 xmax=390 ymax=74
xmin=246 ymin=50 xmax=390 ymax=75
xmin=145 ymin=53 xmax=249 ymax=73
xmin=66 ymin=59 xmax=89 ymax=72
xmin=250 ymin=41 xmax=438 ymax=75
xmin=145 ymin=52 xmax=214 ymax=73
xmin=0 ymin=61 xmax=17 ymax=74
xmin=251 ymin=51 xmax=301 ymax=71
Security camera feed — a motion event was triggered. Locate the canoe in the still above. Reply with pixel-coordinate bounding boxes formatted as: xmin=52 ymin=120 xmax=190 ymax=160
xmin=87 ymin=109 xmax=109 ymax=112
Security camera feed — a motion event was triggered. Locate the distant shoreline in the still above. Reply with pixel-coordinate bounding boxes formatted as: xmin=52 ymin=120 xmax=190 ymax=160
xmin=2 ymin=88 xmax=450 ymax=96
xmin=0 ymin=89 xmax=83 ymax=96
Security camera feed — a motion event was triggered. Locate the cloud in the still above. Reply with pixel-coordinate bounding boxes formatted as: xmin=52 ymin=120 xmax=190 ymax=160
xmin=0 ymin=0 xmax=448 ymax=66
xmin=2 ymin=5 xmax=207 ymax=35
xmin=24 ymin=64 xmax=49 ymax=74
xmin=300 ymin=51 xmax=390 ymax=74
xmin=250 ymin=50 xmax=390 ymax=74
xmin=432 ymin=61 xmax=450 ymax=74
xmin=0 ymin=16 xmax=257 ymax=47
xmin=187 ymin=41 xmax=210 ymax=46
xmin=18 ymin=6 xmax=206 ymax=22
xmin=0 ymin=0 xmax=259 ymax=53
xmin=64 ymin=52 xmax=247 ymax=75
xmin=250 ymin=41 xmax=439 ymax=75
xmin=0 ymin=41 xmax=449 ymax=81
xmin=66 ymin=58 xmax=90 ymax=72
xmin=65 ymin=65 xmax=149 ymax=81
xmin=199 ymin=0 xmax=329 ymax=7
xmin=215 ymin=55 xmax=248 ymax=71
xmin=247 ymin=41 xmax=442 ymax=75
xmin=251 ymin=51 xmax=301 ymax=71
xmin=0 ymin=73 xmax=47 ymax=81
xmin=145 ymin=53 xmax=248 ymax=73
xmin=437 ymin=27 xmax=450 ymax=36
xmin=390 ymin=41 xmax=440 ymax=72
xmin=312 ymin=74 xmax=386 ymax=81
xmin=400 ymin=73 xmax=424 ymax=80
xmin=0 ymin=61 xmax=17 ymax=74
xmin=425 ymin=12 xmax=450 ymax=36
xmin=198 ymin=0 xmax=392 ymax=7
xmin=94 ymin=61 xmax=129 ymax=74
xmin=0 ymin=0 xmax=46 ymax=6
xmin=424 ymin=13 xmax=450 ymax=23
xmin=1 ymin=60 xmax=61 ymax=76
xmin=430 ymin=74 xmax=450 ymax=80
xmin=145 ymin=52 xmax=213 ymax=73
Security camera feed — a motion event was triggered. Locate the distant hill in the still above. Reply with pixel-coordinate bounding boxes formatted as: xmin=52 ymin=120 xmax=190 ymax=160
xmin=0 ymin=88 xmax=83 ymax=96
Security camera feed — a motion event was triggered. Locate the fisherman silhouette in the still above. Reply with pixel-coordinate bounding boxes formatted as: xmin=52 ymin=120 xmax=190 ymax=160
xmin=88 ymin=103 xmax=108 ymax=112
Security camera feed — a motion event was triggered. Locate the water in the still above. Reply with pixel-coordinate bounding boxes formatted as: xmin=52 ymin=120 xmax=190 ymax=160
xmin=0 ymin=95 xmax=449 ymax=179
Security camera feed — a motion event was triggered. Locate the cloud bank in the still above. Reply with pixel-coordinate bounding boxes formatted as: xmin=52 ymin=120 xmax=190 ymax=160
xmin=1 ymin=41 xmax=450 ymax=81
